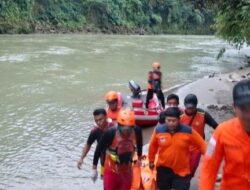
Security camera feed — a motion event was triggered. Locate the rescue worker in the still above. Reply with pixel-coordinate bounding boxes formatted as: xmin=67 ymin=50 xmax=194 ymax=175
xmin=148 ymin=107 xmax=206 ymax=190
xmin=77 ymin=108 xmax=114 ymax=177
xmin=146 ymin=62 xmax=165 ymax=109
xmin=199 ymin=79 xmax=250 ymax=190
xmin=105 ymin=91 xmax=122 ymax=121
xmin=159 ymin=94 xmax=182 ymax=124
xmin=166 ymin=93 xmax=180 ymax=108
xmin=180 ymin=94 xmax=218 ymax=177
xmin=92 ymin=109 xmax=143 ymax=189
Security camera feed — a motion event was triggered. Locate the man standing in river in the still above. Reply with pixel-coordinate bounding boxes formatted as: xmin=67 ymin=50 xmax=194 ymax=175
xmin=77 ymin=108 xmax=114 ymax=178
xmin=199 ymin=79 xmax=250 ymax=190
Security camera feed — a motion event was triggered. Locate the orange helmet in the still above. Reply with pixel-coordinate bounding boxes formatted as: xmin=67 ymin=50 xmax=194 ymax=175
xmin=152 ymin=62 xmax=160 ymax=69
xmin=117 ymin=109 xmax=135 ymax=127
xmin=105 ymin=91 xmax=118 ymax=101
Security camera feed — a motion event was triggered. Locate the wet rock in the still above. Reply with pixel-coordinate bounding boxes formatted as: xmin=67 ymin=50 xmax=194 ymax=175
xmin=207 ymin=104 xmax=234 ymax=115
xmin=208 ymin=72 xmax=215 ymax=78
xmin=206 ymin=104 xmax=234 ymax=123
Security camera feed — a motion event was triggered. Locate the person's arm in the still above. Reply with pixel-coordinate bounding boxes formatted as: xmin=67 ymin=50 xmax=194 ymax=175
xmin=134 ymin=126 xmax=143 ymax=158
xmin=92 ymin=128 xmax=115 ymax=169
xmin=77 ymin=144 xmax=91 ymax=169
xmin=205 ymin=111 xmax=218 ymax=129
xmin=199 ymin=127 xmax=224 ymax=190
xmin=148 ymin=129 xmax=158 ymax=165
xmin=190 ymin=129 xmax=206 ymax=154
xmin=159 ymin=71 xmax=162 ymax=83
xmin=77 ymin=130 xmax=96 ymax=169
xmin=148 ymin=71 xmax=153 ymax=83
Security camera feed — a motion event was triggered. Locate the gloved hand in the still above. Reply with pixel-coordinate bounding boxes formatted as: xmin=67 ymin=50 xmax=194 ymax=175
xmin=149 ymin=162 xmax=155 ymax=170
xmin=91 ymin=169 xmax=98 ymax=183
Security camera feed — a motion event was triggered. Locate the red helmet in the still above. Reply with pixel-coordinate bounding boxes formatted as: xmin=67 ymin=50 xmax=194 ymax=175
xmin=117 ymin=109 xmax=135 ymax=127
xmin=105 ymin=91 xmax=118 ymax=101
xmin=152 ymin=62 xmax=161 ymax=69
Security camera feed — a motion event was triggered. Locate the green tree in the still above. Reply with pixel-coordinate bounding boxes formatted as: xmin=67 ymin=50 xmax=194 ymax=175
xmin=208 ymin=0 xmax=250 ymax=47
xmin=0 ymin=0 xmax=215 ymax=34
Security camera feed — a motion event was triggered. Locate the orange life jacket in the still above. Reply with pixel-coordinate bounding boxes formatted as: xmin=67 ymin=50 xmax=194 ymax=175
xmin=180 ymin=111 xmax=205 ymax=152
xmin=107 ymin=108 xmax=120 ymax=121
xmin=147 ymin=71 xmax=161 ymax=90
xmin=106 ymin=92 xmax=123 ymax=121
xmin=105 ymin=130 xmax=136 ymax=173
xmin=180 ymin=111 xmax=205 ymax=138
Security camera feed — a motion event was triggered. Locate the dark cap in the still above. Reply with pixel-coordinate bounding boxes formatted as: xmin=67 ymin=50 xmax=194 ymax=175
xmin=184 ymin=94 xmax=198 ymax=108
xmin=233 ymin=79 xmax=250 ymax=106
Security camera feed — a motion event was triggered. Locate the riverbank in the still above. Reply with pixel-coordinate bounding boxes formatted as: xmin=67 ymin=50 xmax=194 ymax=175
xmin=143 ymin=66 xmax=250 ymax=190
xmin=2 ymin=24 xmax=214 ymax=35
xmin=143 ymin=65 xmax=250 ymax=143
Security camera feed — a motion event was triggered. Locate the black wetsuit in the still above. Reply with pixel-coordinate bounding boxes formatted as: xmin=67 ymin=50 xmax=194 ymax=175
xmin=87 ymin=123 xmax=114 ymax=166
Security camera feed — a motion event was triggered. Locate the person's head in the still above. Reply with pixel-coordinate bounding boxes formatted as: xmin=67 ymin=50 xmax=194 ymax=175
xmin=117 ymin=109 xmax=135 ymax=137
xmin=184 ymin=94 xmax=198 ymax=115
xmin=233 ymin=79 xmax=250 ymax=131
xmin=167 ymin=94 xmax=179 ymax=107
xmin=152 ymin=62 xmax=161 ymax=71
xmin=164 ymin=107 xmax=181 ymax=131
xmin=165 ymin=107 xmax=181 ymax=131
xmin=93 ymin=108 xmax=107 ymax=128
xmin=105 ymin=91 xmax=118 ymax=111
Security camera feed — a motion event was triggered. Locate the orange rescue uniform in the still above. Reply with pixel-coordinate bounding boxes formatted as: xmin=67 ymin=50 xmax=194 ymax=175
xmin=181 ymin=111 xmax=206 ymax=138
xmin=106 ymin=92 xmax=123 ymax=121
xmin=148 ymin=124 xmax=206 ymax=177
xmin=199 ymin=118 xmax=250 ymax=190
xmin=147 ymin=71 xmax=162 ymax=90
xmin=107 ymin=108 xmax=120 ymax=121
xmin=181 ymin=111 xmax=206 ymax=152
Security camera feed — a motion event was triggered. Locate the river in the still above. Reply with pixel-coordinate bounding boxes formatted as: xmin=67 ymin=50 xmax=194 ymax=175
xmin=0 ymin=34 xmax=246 ymax=190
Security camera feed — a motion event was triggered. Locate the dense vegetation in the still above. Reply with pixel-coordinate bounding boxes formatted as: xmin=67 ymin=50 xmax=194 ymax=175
xmin=208 ymin=0 xmax=250 ymax=47
xmin=0 ymin=0 xmax=215 ymax=34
